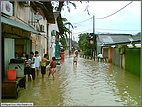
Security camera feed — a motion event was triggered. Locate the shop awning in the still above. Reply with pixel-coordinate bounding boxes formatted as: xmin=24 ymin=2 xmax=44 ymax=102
xmin=1 ymin=16 xmax=40 ymax=34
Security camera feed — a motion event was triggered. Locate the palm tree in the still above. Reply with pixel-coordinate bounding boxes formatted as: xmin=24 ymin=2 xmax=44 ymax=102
xmin=51 ymin=1 xmax=90 ymax=48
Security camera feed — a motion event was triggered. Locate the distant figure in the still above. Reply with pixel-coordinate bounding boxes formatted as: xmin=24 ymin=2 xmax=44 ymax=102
xmin=40 ymin=54 xmax=50 ymax=79
xmin=48 ymin=57 xmax=56 ymax=80
xmin=15 ymin=52 xmax=19 ymax=59
xmin=75 ymin=50 xmax=79 ymax=57
xmin=21 ymin=52 xmax=26 ymax=60
xmin=97 ymin=53 xmax=103 ymax=62
xmin=97 ymin=53 xmax=103 ymax=58
xmin=73 ymin=54 xmax=77 ymax=65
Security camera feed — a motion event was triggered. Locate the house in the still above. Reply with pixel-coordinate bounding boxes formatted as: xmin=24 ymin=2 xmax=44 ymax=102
xmin=96 ymin=34 xmax=141 ymax=76
xmin=1 ymin=1 xmax=57 ymax=80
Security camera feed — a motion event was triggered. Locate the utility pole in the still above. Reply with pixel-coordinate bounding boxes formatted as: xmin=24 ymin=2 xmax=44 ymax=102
xmin=69 ymin=25 xmax=71 ymax=56
xmin=93 ymin=15 xmax=95 ymax=35
xmin=93 ymin=15 xmax=96 ymax=61
xmin=71 ymin=31 xmax=72 ymax=53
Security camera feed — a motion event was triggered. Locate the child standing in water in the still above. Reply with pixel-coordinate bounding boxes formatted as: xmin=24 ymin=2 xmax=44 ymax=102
xmin=24 ymin=55 xmax=32 ymax=81
xmin=40 ymin=54 xmax=50 ymax=78
xmin=48 ymin=57 xmax=56 ymax=80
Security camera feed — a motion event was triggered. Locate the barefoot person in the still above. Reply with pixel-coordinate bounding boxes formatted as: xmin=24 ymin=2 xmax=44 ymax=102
xmin=48 ymin=57 xmax=56 ymax=80
xmin=35 ymin=51 xmax=41 ymax=79
xmin=73 ymin=54 xmax=77 ymax=65
xmin=40 ymin=54 xmax=50 ymax=78
xmin=30 ymin=52 xmax=36 ymax=80
xmin=24 ymin=55 xmax=32 ymax=81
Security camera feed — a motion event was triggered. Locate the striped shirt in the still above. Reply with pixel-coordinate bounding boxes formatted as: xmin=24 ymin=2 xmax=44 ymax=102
xmin=25 ymin=59 xmax=31 ymax=67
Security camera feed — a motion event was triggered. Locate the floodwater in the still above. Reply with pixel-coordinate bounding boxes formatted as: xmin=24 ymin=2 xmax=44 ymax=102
xmin=2 ymin=55 xmax=141 ymax=106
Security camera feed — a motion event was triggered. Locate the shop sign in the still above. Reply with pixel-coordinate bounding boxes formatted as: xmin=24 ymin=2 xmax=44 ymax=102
xmin=1 ymin=1 xmax=13 ymax=16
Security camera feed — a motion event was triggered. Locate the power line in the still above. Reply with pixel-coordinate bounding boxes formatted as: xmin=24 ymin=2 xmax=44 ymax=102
xmin=72 ymin=27 xmax=140 ymax=35
xmin=72 ymin=17 xmax=93 ymax=24
xmin=72 ymin=22 xmax=140 ymax=31
xmin=95 ymin=1 xmax=133 ymax=19
xmin=72 ymin=28 xmax=92 ymax=34
xmin=95 ymin=28 xmax=140 ymax=31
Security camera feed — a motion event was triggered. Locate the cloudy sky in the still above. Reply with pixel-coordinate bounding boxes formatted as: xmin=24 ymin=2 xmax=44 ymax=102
xmin=61 ymin=1 xmax=141 ymax=41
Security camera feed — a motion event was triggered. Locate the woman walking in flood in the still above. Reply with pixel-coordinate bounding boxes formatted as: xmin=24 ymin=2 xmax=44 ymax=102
xmin=40 ymin=54 xmax=51 ymax=79
xmin=48 ymin=57 xmax=56 ymax=80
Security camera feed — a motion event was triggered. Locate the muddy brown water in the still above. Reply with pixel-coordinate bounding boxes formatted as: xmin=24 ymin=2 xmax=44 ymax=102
xmin=2 ymin=55 xmax=141 ymax=106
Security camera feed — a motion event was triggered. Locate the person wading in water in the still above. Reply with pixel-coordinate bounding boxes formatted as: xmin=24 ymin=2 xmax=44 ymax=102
xmin=40 ymin=54 xmax=51 ymax=79
xmin=48 ymin=57 xmax=56 ymax=80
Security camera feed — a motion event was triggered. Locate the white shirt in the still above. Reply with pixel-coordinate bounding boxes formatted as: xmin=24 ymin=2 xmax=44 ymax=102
xmin=31 ymin=57 xmax=36 ymax=68
xmin=35 ymin=56 xmax=41 ymax=67
xmin=98 ymin=54 xmax=103 ymax=58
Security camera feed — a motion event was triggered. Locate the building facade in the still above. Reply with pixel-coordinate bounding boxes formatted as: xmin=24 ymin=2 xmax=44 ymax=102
xmin=1 ymin=1 xmax=57 ymax=79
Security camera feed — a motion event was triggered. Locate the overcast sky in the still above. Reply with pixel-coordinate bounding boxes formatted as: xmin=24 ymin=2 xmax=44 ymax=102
xmin=61 ymin=1 xmax=141 ymax=42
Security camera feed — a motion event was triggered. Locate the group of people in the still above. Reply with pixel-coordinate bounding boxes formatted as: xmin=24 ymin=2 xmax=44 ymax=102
xmin=17 ymin=51 xmax=57 ymax=81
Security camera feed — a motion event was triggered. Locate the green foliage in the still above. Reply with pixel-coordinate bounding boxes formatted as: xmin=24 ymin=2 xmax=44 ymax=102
xmin=78 ymin=33 xmax=91 ymax=55
xmin=136 ymin=32 xmax=141 ymax=36
xmin=60 ymin=35 xmax=67 ymax=49
xmin=51 ymin=1 xmax=89 ymax=49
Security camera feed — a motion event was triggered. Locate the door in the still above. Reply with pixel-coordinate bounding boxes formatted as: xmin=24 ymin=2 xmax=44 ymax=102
xmin=4 ymin=38 xmax=15 ymax=78
xmin=55 ymin=44 xmax=60 ymax=58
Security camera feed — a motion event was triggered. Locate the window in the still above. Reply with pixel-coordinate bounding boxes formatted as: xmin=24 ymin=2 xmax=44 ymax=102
xmin=10 ymin=1 xmax=14 ymax=16
xmin=30 ymin=9 xmax=35 ymax=26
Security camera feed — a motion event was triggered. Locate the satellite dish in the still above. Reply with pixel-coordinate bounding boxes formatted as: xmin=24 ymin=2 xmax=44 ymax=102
xmin=34 ymin=12 xmax=43 ymax=20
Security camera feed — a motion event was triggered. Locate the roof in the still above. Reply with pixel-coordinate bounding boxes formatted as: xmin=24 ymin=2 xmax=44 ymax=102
xmin=32 ymin=1 xmax=55 ymax=24
xmin=1 ymin=16 xmax=40 ymax=34
xmin=131 ymin=35 xmax=141 ymax=42
xmin=96 ymin=33 xmax=132 ymax=36
xmin=97 ymin=34 xmax=141 ymax=46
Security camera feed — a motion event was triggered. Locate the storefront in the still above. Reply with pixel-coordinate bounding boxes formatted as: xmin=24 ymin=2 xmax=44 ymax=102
xmin=1 ymin=16 xmax=40 ymax=80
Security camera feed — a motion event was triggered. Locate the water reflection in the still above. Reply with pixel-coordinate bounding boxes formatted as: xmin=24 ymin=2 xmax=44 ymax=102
xmin=2 ymin=56 xmax=141 ymax=106
xmin=106 ymin=64 xmax=141 ymax=105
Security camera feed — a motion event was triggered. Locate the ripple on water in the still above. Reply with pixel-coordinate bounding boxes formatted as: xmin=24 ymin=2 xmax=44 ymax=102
xmin=2 ymin=56 xmax=141 ymax=106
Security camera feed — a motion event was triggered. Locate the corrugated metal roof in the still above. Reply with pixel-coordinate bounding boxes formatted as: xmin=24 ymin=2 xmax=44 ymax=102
xmin=111 ymin=36 xmax=131 ymax=43
xmin=132 ymin=35 xmax=141 ymax=42
xmin=1 ymin=16 xmax=40 ymax=34
xmin=97 ymin=34 xmax=141 ymax=45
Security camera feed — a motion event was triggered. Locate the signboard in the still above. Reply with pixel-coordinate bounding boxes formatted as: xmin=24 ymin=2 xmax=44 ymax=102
xmin=1 ymin=1 xmax=13 ymax=16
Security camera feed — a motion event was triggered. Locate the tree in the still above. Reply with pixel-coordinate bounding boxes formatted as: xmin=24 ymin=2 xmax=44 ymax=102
xmin=135 ymin=32 xmax=141 ymax=36
xmin=78 ymin=33 xmax=91 ymax=55
xmin=50 ymin=1 xmax=90 ymax=48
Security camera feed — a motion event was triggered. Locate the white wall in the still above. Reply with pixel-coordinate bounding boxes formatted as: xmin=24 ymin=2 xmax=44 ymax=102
xmin=4 ymin=38 xmax=15 ymax=77
xmin=48 ymin=20 xmax=59 ymax=58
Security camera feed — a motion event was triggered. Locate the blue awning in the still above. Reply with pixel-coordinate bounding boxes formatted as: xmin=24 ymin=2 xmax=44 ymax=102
xmin=1 ymin=16 xmax=40 ymax=34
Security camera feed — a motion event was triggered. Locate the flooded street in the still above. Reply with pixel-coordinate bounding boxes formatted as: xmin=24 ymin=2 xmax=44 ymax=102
xmin=2 ymin=55 xmax=141 ymax=106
